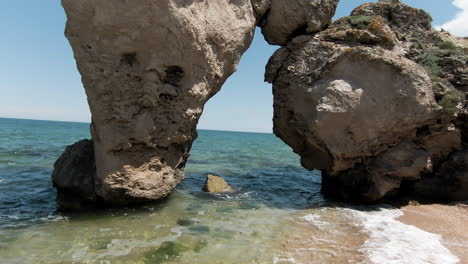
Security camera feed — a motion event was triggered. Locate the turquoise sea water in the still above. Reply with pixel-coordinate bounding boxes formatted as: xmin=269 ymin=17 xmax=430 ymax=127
xmin=0 ymin=118 xmax=327 ymax=263
xmin=1 ymin=118 xmax=459 ymax=264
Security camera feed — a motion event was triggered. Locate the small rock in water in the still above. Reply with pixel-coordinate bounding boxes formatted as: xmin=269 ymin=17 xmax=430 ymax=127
xmin=189 ymin=225 xmax=210 ymax=235
xmin=203 ymin=174 xmax=232 ymax=193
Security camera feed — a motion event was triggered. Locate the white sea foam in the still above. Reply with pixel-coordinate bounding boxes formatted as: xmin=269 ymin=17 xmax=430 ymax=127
xmin=345 ymin=207 xmax=459 ymax=264
xmin=0 ymin=214 xmax=21 ymax=220
xmin=216 ymin=191 xmax=255 ymax=201
xmin=301 ymin=213 xmax=329 ymax=229
xmin=39 ymin=215 xmax=69 ymax=222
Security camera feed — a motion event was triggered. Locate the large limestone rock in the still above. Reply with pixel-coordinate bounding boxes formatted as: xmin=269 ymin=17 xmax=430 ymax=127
xmin=56 ymin=0 xmax=468 ymax=205
xmin=267 ymin=1 xmax=468 ymax=201
xmin=268 ymin=43 xmax=439 ymax=173
xmin=58 ymin=0 xmax=257 ymax=206
xmin=259 ymin=0 xmax=339 ymax=45
xmin=55 ymin=0 xmax=339 ymax=208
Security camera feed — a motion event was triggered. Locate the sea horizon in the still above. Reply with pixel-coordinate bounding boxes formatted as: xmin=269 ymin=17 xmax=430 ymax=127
xmin=0 ymin=117 xmax=274 ymax=135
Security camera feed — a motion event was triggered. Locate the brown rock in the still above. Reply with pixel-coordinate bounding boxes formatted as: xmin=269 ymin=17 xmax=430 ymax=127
xmin=58 ymin=0 xmax=257 ymax=206
xmin=203 ymin=174 xmax=232 ymax=193
xmin=55 ymin=0 xmax=342 ymax=208
xmin=267 ymin=1 xmax=468 ymax=201
xmin=260 ymin=0 xmax=339 ymax=45
xmin=269 ymin=42 xmax=439 ymax=175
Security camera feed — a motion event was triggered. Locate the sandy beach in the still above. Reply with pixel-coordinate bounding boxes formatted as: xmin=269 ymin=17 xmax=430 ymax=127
xmin=276 ymin=208 xmax=368 ymax=264
xmin=398 ymin=203 xmax=468 ymax=264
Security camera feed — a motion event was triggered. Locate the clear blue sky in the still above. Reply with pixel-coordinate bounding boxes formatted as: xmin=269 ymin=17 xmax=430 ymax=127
xmin=0 ymin=1 xmax=463 ymax=133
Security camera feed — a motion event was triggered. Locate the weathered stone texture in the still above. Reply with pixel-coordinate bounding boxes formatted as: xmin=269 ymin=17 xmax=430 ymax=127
xmin=58 ymin=0 xmax=257 ymax=206
xmin=260 ymin=0 xmax=339 ymax=45
xmin=267 ymin=1 xmax=468 ymax=201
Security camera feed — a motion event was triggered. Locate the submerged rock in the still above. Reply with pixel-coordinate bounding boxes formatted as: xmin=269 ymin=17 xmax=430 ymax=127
xmin=267 ymin=1 xmax=468 ymax=202
xmin=144 ymin=241 xmax=189 ymax=264
xmin=189 ymin=225 xmax=211 ymax=235
xmin=203 ymin=174 xmax=232 ymax=193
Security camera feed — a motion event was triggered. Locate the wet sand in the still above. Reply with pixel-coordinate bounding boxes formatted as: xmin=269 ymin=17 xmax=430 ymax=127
xmin=276 ymin=208 xmax=368 ymax=264
xmin=398 ymin=203 xmax=468 ymax=264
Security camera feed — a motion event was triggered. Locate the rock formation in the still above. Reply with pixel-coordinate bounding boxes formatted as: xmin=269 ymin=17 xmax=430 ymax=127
xmin=55 ymin=0 xmax=338 ymax=208
xmin=267 ymin=1 xmax=468 ymax=201
xmin=259 ymin=0 xmax=339 ymax=45
xmin=56 ymin=0 xmax=466 ymax=207
xmin=203 ymin=174 xmax=232 ymax=193
xmin=57 ymin=0 xmax=257 ymax=206
xmin=52 ymin=139 xmax=96 ymax=209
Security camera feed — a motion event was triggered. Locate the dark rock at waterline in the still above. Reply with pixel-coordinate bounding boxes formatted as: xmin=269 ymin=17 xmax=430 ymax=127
xmin=412 ymin=149 xmax=468 ymax=201
xmin=52 ymin=139 xmax=97 ymax=210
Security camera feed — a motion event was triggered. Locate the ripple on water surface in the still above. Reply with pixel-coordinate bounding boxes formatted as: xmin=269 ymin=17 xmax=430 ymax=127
xmin=0 ymin=119 xmax=460 ymax=263
xmin=0 ymin=119 xmax=325 ymax=263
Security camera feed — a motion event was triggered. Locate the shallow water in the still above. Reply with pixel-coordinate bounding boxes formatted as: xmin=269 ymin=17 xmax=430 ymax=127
xmin=0 ymin=118 xmax=459 ymax=263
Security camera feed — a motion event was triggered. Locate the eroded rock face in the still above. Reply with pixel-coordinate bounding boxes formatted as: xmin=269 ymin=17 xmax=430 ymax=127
xmin=260 ymin=0 xmax=339 ymax=45
xmin=269 ymin=43 xmax=439 ymax=173
xmin=267 ymin=1 xmax=468 ymax=201
xmin=55 ymin=0 xmax=339 ymax=208
xmin=58 ymin=0 xmax=257 ymax=206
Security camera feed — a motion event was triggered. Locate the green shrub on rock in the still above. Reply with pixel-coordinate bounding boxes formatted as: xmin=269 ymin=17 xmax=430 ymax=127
xmin=417 ymin=48 xmax=444 ymax=77
xmin=438 ymin=89 xmax=465 ymax=114
xmin=346 ymin=16 xmax=372 ymax=29
xmin=437 ymin=40 xmax=457 ymax=50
